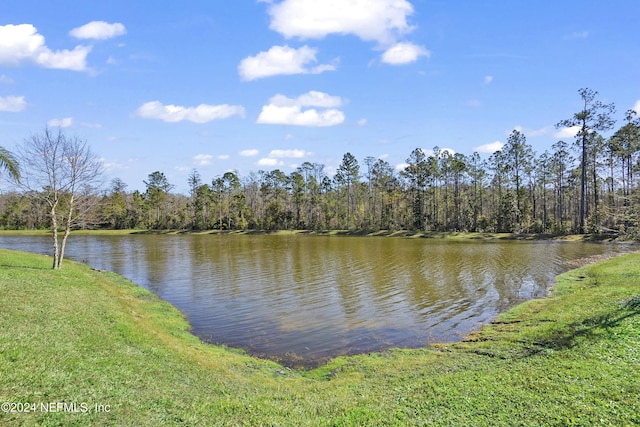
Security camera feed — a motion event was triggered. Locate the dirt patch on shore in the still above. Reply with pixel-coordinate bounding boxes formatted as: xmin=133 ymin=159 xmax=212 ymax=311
xmin=563 ymin=252 xmax=625 ymax=269
xmin=544 ymin=250 xmax=639 ymax=297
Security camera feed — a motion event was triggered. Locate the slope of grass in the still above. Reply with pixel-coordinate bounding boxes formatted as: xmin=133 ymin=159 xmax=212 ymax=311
xmin=0 ymin=248 xmax=638 ymax=426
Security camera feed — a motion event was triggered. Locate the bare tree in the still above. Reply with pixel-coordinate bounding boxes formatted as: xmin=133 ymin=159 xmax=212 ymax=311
xmin=19 ymin=127 xmax=103 ymax=269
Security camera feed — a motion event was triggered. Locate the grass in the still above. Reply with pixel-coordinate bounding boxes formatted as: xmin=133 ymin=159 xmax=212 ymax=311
xmin=0 ymin=248 xmax=639 ymax=426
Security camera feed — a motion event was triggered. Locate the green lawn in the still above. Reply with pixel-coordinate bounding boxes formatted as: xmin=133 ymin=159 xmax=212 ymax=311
xmin=0 ymin=248 xmax=638 ymax=426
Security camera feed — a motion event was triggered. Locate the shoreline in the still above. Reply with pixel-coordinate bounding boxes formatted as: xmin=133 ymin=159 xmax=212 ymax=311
xmin=0 ymin=227 xmax=631 ymax=242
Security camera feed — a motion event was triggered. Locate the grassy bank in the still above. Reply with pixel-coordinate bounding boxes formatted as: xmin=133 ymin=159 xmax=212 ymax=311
xmin=0 ymin=228 xmax=621 ymax=242
xmin=1 ymin=249 xmax=639 ymax=426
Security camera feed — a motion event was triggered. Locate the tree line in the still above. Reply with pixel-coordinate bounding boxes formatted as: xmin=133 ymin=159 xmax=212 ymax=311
xmin=1 ymin=88 xmax=639 ymax=238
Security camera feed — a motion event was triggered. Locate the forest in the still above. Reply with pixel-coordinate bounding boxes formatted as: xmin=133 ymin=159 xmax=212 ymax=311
xmin=1 ymin=89 xmax=639 ymax=237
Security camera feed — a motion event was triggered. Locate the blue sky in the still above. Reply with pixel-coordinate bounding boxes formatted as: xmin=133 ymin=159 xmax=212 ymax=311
xmin=1 ymin=0 xmax=639 ymax=192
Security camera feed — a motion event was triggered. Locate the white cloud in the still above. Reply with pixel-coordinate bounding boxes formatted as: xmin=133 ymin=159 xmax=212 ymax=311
xmin=0 ymin=74 xmax=14 ymax=84
xmin=69 ymin=21 xmax=127 ymax=40
xmin=256 ymin=148 xmax=312 ymax=167
xmin=474 ymin=141 xmax=504 ymax=154
xmin=269 ymin=91 xmax=343 ymax=108
xmin=0 ymin=24 xmax=91 ymax=71
xmin=266 ymin=0 xmax=415 ymax=45
xmin=395 ymin=163 xmax=409 ymax=171
xmin=466 ymin=99 xmax=482 ymax=107
xmin=239 ymin=149 xmax=259 ymax=157
xmin=268 ymin=149 xmax=311 ymax=158
xmin=217 ymin=154 xmax=230 ymax=160
xmin=484 ymin=75 xmax=493 ymax=85
xmin=381 ymin=42 xmax=430 ymax=65
xmin=238 ymin=45 xmax=335 ymax=81
xmin=257 ymin=90 xmax=345 ymax=127
xmin=193 ymin=154 xmax=214 ymax=166
xmin=257 ymin=158 xmax=280 ymax=167
xmin=0 ymin=95 xmax=26 ymax=112
xmin=47 ymin=117 xmax=73 ymax=128
xmin=37 ymin=46 xmax=92 ymax=71
xmin=357 ymin=118 xmax=368 ymax=126
xmin=632 ymin=100 xmax=640 ymax=114
xmin=554 ymin=125 xmax=581 ymax=139
xmin=257 ymin=105 xmax=345 ymax=127
xmin=136 ymin=101 xmax=245 ymax=123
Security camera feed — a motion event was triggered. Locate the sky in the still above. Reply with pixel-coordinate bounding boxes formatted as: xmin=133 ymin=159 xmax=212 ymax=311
xmin=1 ymin=0 xmax=639 ymax=193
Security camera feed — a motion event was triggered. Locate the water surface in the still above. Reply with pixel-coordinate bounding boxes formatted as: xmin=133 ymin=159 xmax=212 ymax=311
xmin=0 ymin=234 xmax=629 ymax=367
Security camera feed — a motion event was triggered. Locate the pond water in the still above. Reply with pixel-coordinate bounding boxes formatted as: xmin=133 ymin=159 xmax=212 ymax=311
xmin=0 ymin=234 xmax=630 ymax=367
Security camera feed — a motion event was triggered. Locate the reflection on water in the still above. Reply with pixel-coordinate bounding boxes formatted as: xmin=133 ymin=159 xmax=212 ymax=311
xmin=0 ymin=234 xmax=630 ymax=367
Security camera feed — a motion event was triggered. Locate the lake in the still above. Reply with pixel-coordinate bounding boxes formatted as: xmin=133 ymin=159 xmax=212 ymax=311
xmin=0 ymin=234 xmax=630 ymax=367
